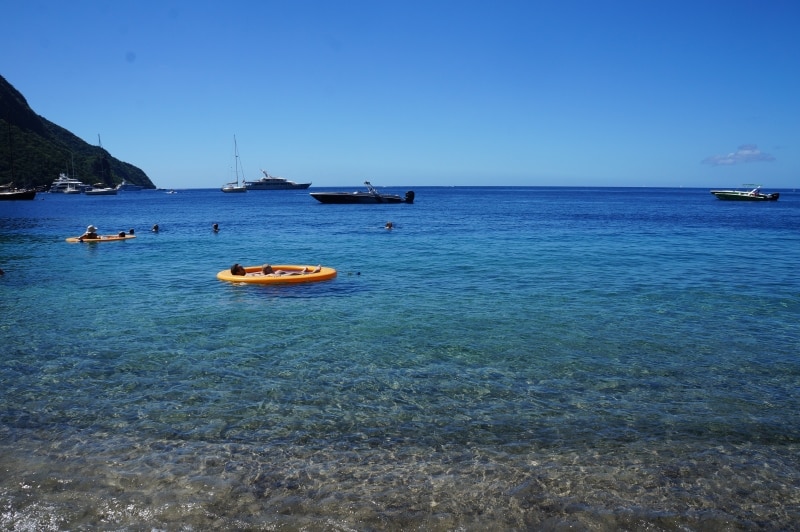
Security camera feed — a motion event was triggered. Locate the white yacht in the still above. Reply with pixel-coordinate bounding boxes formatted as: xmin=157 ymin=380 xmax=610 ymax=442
xmin=49 ymin=173 xmax=89 ymax=193
xmin=244 ymin=169 xmax=311 ymax=190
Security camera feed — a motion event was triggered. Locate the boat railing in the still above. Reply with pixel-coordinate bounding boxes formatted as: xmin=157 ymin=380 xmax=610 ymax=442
xmin=364 ymin=181 xmax=380 ymax=195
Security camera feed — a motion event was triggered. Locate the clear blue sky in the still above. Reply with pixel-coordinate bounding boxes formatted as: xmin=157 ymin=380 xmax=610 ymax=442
xmin=3 ymin=1 xmax=799 ymax=189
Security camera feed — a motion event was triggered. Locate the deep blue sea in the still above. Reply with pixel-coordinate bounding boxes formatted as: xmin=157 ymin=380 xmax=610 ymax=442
xmin=2 ymin=186 xmax=799 ymax=530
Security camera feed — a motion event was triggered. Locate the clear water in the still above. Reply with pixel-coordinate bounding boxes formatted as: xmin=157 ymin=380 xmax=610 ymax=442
xmin=2 ymin=187 xmax=799 ymax=530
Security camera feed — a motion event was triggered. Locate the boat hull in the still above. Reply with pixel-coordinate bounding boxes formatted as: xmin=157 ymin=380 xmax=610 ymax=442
xmin=311 ymin=182 xmax=414 ymax=204
xmin=310 ymin=192 xmax=406 ymax=204
xmin=0 ymin=189 xmax=36 ymax=200
xmin=710 ymin=191 xmax=779 ymax=201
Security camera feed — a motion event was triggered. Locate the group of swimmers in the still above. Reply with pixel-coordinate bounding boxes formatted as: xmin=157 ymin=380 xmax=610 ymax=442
xmin=81 ymin=220 xmax=386 ymax=240
xmin=78 ymin=222 xmax=224 ymax=239
xmin=230 ymin=263 xmax=323 ymax=277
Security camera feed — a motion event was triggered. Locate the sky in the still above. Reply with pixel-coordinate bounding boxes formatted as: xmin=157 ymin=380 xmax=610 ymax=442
xmin=3 ymin=0 xmax=799 ymax=189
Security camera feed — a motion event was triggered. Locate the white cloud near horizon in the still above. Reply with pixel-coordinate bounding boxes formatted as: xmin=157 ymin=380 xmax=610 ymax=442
xmin=702 ymin=144 xmax=775 ymax=166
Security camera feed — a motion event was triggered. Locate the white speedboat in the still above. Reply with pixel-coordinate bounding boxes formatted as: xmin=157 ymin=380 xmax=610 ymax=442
xmin=85 ymin=185 xmax=118 ymax=195
xmin=244 ymin=169 xmax=311 ymax=190
xmin=116 ymin=179 xmax=144 ymax=191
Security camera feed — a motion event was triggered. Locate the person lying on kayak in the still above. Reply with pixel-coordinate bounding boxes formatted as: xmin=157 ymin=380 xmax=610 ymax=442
xmin=259 ymin=264 xmax=322 ymax=276
xmin=230 ymin=264 xmax=322 ymax=277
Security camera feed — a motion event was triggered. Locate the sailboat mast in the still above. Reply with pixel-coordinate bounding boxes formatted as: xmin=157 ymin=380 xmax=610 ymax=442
xmin=234 ymin=135 xmax=239 ymax=185
xmin=7 ymin=123 xmax=14 ymax=183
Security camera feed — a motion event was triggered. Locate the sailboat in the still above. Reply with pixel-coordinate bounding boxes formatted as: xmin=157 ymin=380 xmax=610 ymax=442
xmin=221 ymin=135 xmax=247 ymax=193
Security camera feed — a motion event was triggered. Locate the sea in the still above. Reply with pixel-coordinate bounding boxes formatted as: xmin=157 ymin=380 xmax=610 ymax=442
xmin=1 ymin=186 xmax=799 ymax=530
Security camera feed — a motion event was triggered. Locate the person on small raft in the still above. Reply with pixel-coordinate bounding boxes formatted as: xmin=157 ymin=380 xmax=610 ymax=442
xmin=230 ymin=264 xmax=322 ymax=277
xmin=79 ymin=225 xmax=100 ymax=240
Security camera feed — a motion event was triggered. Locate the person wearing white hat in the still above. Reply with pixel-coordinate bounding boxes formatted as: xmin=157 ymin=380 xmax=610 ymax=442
xmin=80 ymin=225 xmax=100 ymax=240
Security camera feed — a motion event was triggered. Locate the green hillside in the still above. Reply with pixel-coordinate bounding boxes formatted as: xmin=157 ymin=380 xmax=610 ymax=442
xmin=0 ymin=74 xmax=154 ymax=190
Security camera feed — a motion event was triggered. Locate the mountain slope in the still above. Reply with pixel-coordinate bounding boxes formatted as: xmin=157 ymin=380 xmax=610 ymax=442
xmin=0 ymin=74 xmax=154 ymax=190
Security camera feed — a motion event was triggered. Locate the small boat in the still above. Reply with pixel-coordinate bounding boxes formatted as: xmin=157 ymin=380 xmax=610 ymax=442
xmin=221 ymin=182 xmax=247 ymax=193
xmin=66 ymin=234 xmax=136 ymax=243
xmin=63 ymin=183 xmax=83 ymax=194
xmin=0 ymin=184 xmax=36 ymax=201
xmin=710 ymin=185 xmax=779 ymax=201
xmin=116 ymin=179 xmax=144 ymax=191
xmin=85 ymin=183 xmax=118 ymax=195
xmin=216 ymin=264 xmax=336 ymax=284
xmin=221 ymin=135 xmax=248 ymax=193
xmin=310 ymin=181 xmax=415 ymax=204
xmin=244 ymin=169 xmax=311 ymax=190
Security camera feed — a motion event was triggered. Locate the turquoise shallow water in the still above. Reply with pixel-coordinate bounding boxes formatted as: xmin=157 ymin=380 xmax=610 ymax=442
xmin=1 ymin=187 xmax=799 ymax=529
